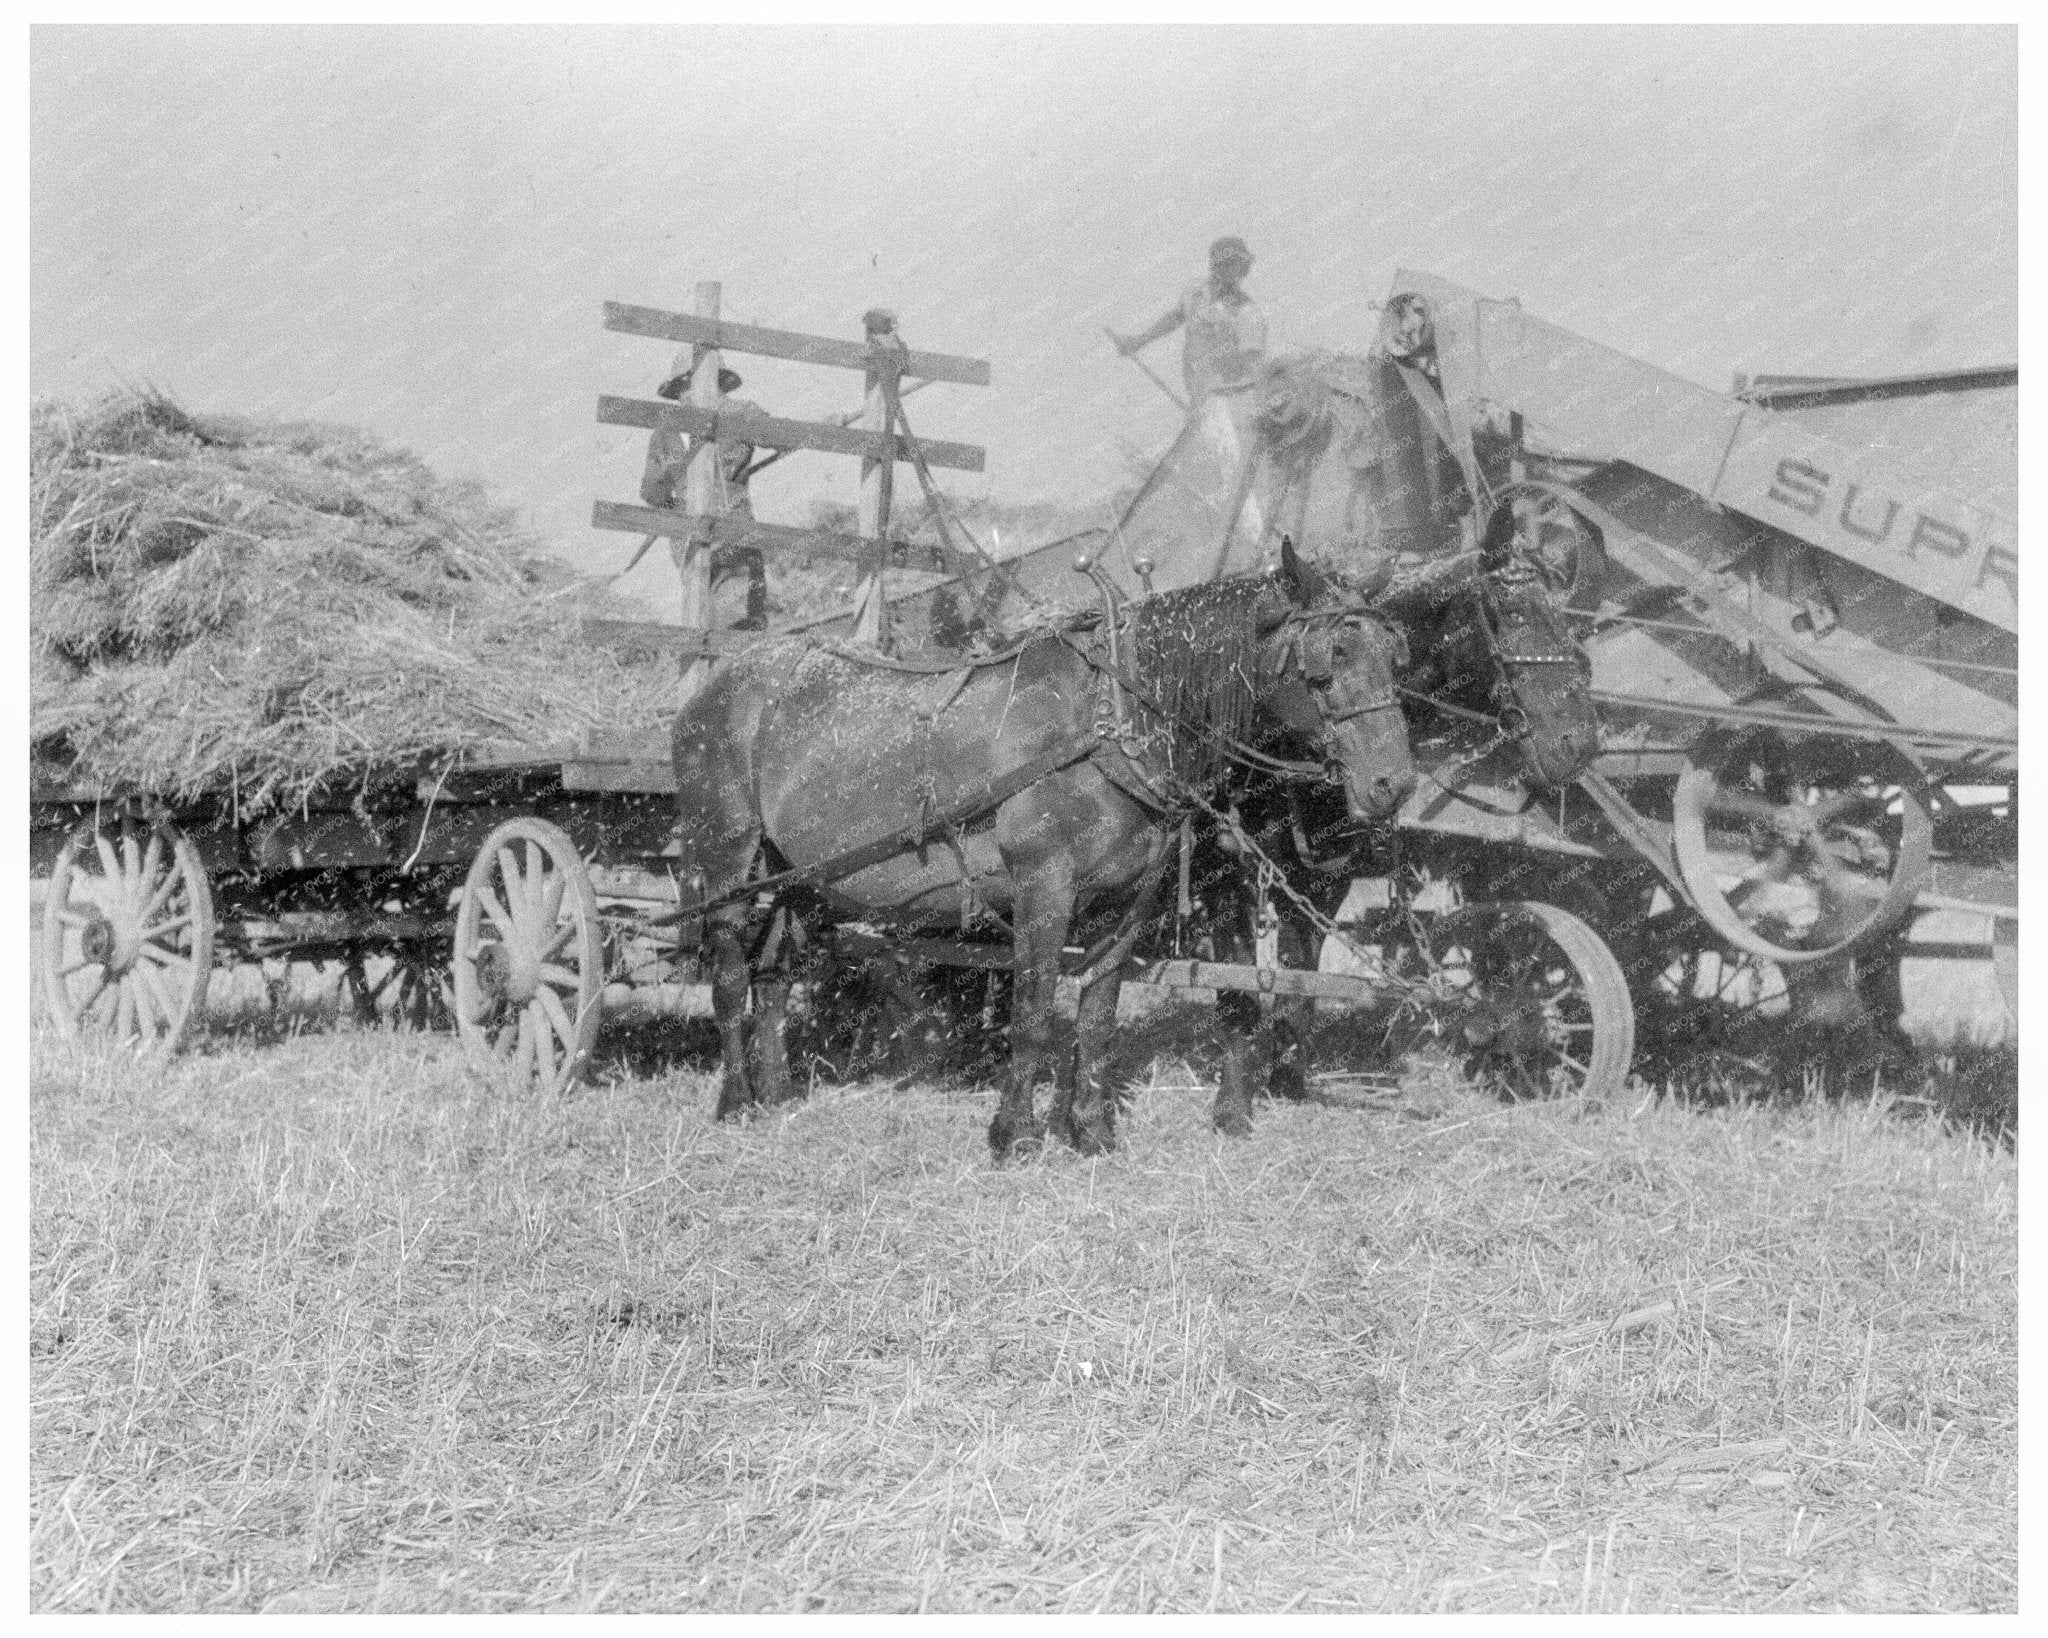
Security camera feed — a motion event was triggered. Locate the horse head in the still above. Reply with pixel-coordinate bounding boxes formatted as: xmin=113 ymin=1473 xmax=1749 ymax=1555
xmin=1255 ymin=538 xmax=1417 ymax=821
xmin=1472 ymin=505 xmax=1598 ymax=790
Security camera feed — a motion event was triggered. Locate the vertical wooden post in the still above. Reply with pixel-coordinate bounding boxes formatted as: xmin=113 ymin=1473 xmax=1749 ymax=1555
xmin=851 ymin=308 xmax=901 ymax=649
xmin=675 ymin=280 xmax=722 ymax=708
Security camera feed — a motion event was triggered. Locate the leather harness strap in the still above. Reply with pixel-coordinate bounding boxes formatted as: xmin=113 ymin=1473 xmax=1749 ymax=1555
xmin=683 ymin=728 xmax=1106 ymax=921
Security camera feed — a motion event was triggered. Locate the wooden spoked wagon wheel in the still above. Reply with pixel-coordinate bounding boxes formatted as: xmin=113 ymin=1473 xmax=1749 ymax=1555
xmin=451 ymin=818 xmax=604 ymax=1092
xmin=40 ymin=815 xmax=216 ymax=1051
xmin=1427 ymin=900 xmax=1634 ymax=1100
xmin=1671 ymin=726 xmax=1932 ymax=966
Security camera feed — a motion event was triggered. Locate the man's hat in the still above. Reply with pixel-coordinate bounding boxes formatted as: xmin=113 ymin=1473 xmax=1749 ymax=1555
xmin=657 ymin=350 xmax=743 ymax=401
xmin=1209 ymin=235 xmax=1253 ymax=265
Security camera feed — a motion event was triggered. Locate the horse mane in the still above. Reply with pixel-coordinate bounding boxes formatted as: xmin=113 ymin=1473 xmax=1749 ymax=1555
xmin=1117 ymin=576 xmax=1274 ymax=790
xmin=1373 ymin=550 xmax=1485 ymax=623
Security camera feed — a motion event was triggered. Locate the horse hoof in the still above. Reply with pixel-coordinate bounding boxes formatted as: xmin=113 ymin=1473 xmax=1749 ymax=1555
xmin=1266 ymin=1063 xmax=1308 ymax=1102
xmin=1212 ymin=1110 xmax=1254 ymax=1139
xmin=988 ymin=1115 xmax=1046 ymax=1161
xmin=1068 ymin=1121 xmax=1116 ymax=1158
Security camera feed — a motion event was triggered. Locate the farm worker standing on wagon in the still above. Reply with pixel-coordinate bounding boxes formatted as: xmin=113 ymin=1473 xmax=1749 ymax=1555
xmin=641 ymin=354 xmax=769 ymax=630
xmin=1109 ymin=236 xmax=1269 ymax=413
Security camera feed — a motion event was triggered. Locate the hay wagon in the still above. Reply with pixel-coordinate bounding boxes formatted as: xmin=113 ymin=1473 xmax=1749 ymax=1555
xmin=31 ymin=291 xmax=1018 ymax=1090
xmin=30 ymin=286 xmax=986 ymax=1091
xmin=31 ymin=736 xmax=687 ymax=1080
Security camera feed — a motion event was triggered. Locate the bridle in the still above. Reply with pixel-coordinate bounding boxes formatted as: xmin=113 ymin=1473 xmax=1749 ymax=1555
xmin=1399 ymin=561 xmax=1585 ymax=749
xmin=1240 ymin=605 xmax=1406 ymax=780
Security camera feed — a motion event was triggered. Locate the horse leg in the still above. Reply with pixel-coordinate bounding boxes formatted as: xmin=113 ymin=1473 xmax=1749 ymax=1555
xmin=1066 ymin=971 xmax=1125 ymax=1156
xmin=1203 ymin=862 xmax=1259 ymax=1137
xmin=748 ymin=975 xmax=796 ymax=1105
xmin=1066 ymin=858 xmax=1169 ymax=1156
xmin=708 ymin=913 xmax=756 ymax=1121
xmin=744 ymin=909 xmax=800 ymax=1106
xmin=1213 ymin=988 xmax=1259 ymax=1137
xmin=1265 ymin=900 xmax=1320 ymax=1102
xmin=990 ymin=866 xmax=1075 ymax=1160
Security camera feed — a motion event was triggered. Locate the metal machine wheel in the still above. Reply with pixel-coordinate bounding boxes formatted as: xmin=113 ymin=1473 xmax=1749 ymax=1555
xmin=451 ymin=818 xmax=604 ymax=1091
xmin=40 ymin=816 xmax=216 ymax=1051
xmin=1672 ymin=726 xmax=1931 ymax=965
xmin=1428 ymin=899 xmax=1634 ymax=1100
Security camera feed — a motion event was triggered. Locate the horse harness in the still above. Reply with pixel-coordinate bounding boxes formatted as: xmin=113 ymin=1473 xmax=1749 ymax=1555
xmin=683 ymin=606 xmax=1390 ymax=924
xmin=1399 ymin=566 xmax=1582 ymax=747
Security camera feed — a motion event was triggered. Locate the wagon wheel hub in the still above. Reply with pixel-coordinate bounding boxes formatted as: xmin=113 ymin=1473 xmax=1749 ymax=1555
xmin=1458 ymin=994 xmax=1548 ymax=1055
xmin=1769 ymin=801 xmax=1822 ymax=847
xmin=77 ymin=912 xmax=125 ymax=973
xmin=473 ymin=940 xmax=532 ymax=1004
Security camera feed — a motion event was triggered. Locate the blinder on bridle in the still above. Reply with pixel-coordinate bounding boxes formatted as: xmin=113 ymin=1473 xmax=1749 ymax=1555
xmin=1293 ymin=607 xmax=1403 ymax=733
xmin=1473 ymin=563 xmax=1586 ymax=742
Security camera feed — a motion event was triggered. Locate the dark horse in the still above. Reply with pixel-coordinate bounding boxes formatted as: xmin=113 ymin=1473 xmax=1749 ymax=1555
xmin=1197 ymin=503 xmax=1600 ymax=1118
xmin=1381 ymin=499 xmax=1598 ymax=793
xmin=670 ymin=544 xmax=1418 ymax=1158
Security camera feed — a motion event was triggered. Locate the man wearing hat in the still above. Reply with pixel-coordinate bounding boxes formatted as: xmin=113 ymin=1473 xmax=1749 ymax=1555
xmin=640 ymin=352 xmax=768 ymax=628
xmin=1110 ymin=236 xmax=1269 ymax=410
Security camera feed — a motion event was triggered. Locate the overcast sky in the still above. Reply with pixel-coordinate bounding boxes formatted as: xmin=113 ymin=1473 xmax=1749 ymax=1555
xmin=31 ymin=25 xmax=2017 ymax=607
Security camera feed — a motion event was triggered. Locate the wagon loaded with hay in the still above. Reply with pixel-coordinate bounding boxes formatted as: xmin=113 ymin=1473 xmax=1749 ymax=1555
xmin=31 ymin=291 xmax=1022 ymax=1090
xmin=30 ymin=389 xmax=688 ymax=1076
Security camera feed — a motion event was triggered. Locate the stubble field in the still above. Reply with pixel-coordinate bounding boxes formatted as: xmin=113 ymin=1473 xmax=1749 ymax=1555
xmin=29 ymin=1019 xmax=2018 ymax=1613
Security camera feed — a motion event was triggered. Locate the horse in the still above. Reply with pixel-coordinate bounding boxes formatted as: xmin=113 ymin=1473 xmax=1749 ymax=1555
xmin=1382 ymin=499 xmax=1599 ymax=794
xmin=669 ymin=541 xmax=1419 ymax=1159
xmin=1191 ymin=502 xmax=1600 ymax=1119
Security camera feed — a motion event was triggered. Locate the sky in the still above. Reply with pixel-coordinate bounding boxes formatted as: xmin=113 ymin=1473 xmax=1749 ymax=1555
xmin=30 ymin=25 xmax=2018 ymax=613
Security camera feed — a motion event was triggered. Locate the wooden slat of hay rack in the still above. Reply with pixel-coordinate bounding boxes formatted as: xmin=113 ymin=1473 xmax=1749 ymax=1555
xmin=597 ymin=283 xmax=989 ymax=704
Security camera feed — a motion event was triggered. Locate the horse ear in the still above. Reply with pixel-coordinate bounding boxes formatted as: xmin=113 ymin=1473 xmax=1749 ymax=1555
xmin=1479 ymin=501 xmax=1518 ymax=567
xmin=1277 ymin=534 xmax=1322 ymax=606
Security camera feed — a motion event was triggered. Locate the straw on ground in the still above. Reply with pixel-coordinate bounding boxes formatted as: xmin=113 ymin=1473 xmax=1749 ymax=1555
xmin=30 ymin=1026 xmax=2016 ymax=1613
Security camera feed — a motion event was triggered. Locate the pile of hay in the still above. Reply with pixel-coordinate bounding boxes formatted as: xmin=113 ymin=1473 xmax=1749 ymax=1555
xmin=31 ymin=391 xmax=671 ymax=810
